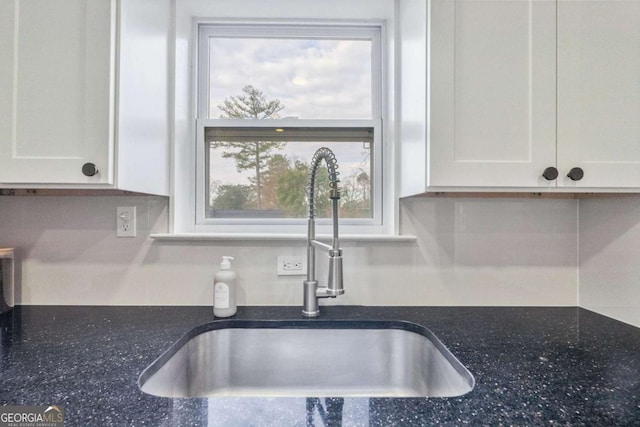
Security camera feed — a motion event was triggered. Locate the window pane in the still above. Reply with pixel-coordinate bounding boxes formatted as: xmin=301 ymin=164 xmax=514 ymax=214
xmin=206 ymin=127 xmax=373 ymax=219
xmin=208 ymin=38 xmax=372 ymax=119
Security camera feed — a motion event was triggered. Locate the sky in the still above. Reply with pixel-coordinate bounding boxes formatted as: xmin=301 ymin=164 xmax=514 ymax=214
xmin=208 ymin=38 xmax=372 ymax=119
xmin=206 ymin=36 xmax=374 ymax=192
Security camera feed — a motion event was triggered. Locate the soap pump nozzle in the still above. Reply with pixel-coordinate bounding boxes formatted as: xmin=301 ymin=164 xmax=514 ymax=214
xmin=220 ymin=256 xmax=234 ymax=270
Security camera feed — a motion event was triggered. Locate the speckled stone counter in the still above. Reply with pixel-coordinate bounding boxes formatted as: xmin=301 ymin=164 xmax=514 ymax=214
xmin=1 ymin=306 xmax=639 ymax=426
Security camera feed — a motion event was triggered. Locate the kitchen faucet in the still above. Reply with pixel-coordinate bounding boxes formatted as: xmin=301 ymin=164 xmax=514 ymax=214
xmin=302 ymin=147 xmax=344 ymax=317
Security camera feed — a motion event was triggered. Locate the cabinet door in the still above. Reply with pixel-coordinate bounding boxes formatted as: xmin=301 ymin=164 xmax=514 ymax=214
xmin=0 ymin=0 xmax=114 ymax=184
xmin=429 ymin=0 xmax=556 ymax=188
xmin=558 ymin=1 xmax=640 ymax=188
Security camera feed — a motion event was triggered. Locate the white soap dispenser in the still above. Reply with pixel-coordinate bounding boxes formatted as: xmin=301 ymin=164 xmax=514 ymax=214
xmin=213 ymin=256 xmax=237 ymax=317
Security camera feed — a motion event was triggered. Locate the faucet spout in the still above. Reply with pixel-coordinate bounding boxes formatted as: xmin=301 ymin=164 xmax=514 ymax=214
xmin=327 ymin=252 xmax=344 ymax=296
xmin=302 ymin=147 xmax=345 ymax=317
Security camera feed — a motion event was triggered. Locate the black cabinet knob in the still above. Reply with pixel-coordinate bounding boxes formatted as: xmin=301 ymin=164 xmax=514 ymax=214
xmin=567 ymin=167 xmax=584 ymax=181
xmin=82 ymin=163 xmax=99 ymax=177
xmin=542 ymin=166 xmax=559 ymax=181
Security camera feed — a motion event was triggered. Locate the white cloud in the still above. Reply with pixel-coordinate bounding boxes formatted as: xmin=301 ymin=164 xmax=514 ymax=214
xmin=208 ymin=38 xmax=372 ymax=118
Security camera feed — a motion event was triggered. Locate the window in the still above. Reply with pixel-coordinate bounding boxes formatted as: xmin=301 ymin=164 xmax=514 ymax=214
xmin=196 ymin=22 xmax=383 ymax=230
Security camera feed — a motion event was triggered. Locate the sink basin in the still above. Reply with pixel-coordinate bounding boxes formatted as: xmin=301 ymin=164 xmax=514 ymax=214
xmin=138 ymin=319 xmax=474 ymax=398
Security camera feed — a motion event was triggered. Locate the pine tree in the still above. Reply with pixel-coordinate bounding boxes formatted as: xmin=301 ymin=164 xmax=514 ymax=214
xmin=214 ymin=85 xmax=285 ymax=209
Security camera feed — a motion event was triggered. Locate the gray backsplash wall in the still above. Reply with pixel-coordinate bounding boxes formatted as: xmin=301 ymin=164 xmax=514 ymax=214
xmin=579 ymin=196 xmax=640 ymax=327
xmin=0 ymin=195 xmax=579 ymax=307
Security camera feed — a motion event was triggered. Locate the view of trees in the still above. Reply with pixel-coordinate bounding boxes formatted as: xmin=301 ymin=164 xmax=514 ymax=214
xmin=209 ymin=85 xmax=371 ymax=218
xmin=212 ymin=85 xmax=285 ymax=210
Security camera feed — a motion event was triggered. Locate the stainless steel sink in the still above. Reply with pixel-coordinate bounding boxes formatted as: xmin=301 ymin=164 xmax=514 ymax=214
xmin=138 ymin=320 xmax=474 ymax=398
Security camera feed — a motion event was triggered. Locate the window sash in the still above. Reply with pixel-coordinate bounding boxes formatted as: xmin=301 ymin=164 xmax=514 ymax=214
xmin=196 ymin=22 xmax=383 ymax=120
xmin=195 ymin=118 xmax=382 ymax=228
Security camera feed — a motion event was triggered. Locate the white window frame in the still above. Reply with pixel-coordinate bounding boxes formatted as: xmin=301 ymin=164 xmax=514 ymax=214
xmin=192 ymin=20 xmax=391 ymax=235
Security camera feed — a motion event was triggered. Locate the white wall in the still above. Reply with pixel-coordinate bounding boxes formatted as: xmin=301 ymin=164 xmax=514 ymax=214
xmin=579 ymin=196 xmax=640 ymax=328
xmin=401 ymin=197 xmax=577 ymax=306
xmin=0 ymin=195 xmax=577 ymax=307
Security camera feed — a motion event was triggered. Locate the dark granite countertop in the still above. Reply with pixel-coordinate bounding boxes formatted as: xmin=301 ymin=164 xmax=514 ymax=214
xmin=1 ymin=306 xmax=639 ymax=426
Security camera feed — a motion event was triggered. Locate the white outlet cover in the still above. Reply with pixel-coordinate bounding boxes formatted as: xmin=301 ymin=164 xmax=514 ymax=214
xmin=277 ymin=255 xmax=307 ymax=276
xmin=116 ymin=206 xmax=136 ymax=238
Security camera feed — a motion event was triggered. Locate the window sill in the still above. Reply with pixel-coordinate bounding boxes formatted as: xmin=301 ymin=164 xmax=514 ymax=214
xmin=150 ymin=233 xmax=416 ymax=243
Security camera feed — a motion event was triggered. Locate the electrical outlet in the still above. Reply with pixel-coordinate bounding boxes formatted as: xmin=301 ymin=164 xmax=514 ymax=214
xmin=277 ymin=256 xmax=306 ymax=276
xmin=116 ymin=206 xmax=136 ymax=237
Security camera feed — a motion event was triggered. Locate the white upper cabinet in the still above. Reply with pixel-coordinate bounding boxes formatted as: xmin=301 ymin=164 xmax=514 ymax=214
xmin=429 ymin=0 xmax=556 ymax=189
xmin=0 ymin=0 xmax=115 ymax=185
xmin=418 ymin=0 xmax=640 ymax=192
xmin=557 ymin=0 xmax=640 ymax=189
xmin=115 ymin=0 xmax=170 ymax=196
xmin=0 ymin=0 xmax=170 ymax=195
